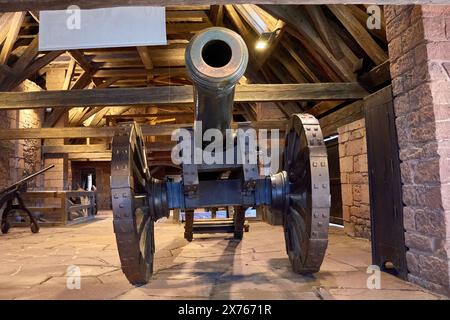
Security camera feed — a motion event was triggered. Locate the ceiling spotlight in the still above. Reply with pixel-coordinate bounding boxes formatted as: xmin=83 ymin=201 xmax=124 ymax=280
xmin=255 ymin=32 xmax=272 ymax=51
xmin=255 ymin=40 xmax=268 ymax=50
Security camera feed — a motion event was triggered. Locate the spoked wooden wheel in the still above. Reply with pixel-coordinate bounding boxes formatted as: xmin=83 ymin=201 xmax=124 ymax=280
xmin=111 ymin=123 xmax=155 ymax=285
xmin=282 ymin=114 xmax=330 ymax=274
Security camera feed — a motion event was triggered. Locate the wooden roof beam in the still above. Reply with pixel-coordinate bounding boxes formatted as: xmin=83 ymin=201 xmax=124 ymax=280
xmin=328 ymin=4 xmax=388 ymax=65
xmin=0 ymin=121 xmax=289 ymax=140
xmin=0 ymin=1 xmax=447 ymax=13
xmin=262 ymin=5 xmax=356 ymax=82
xmin=0 ymin=83 xmax=368 ymax=110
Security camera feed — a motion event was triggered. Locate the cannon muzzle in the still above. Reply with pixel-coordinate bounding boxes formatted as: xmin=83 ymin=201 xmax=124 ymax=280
xmin=185 ymin=27 xmax=249 ymax=137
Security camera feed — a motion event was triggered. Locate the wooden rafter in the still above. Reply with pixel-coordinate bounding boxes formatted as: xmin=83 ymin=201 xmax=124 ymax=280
xmin=137 ymin=46 xmax=154 ymax=81
xmin=62 ymin=57 xmax=75 ymax=90
xmin=0 ymin=12 xmax=25 ymax=64
xmin=262 ymin=5 xmax=356 ymax=82
xmin=328 ymin=4 xmax=388 ymax=65
xmin=0 ymin=49 xmax=63 ymax=91
xmin=0 ymin=13 xmax=14 ymax=45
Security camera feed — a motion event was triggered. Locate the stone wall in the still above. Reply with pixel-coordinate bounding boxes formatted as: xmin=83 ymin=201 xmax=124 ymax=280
xmin=0 ymin=81 xmax=44 ymax=190
xmin=386 ymin=5 xmax=450 ymax=295
xmin=43 ymin=69 xmax=70 ymax=192
xmin=338 ymin=119 xmax=371 ymax=239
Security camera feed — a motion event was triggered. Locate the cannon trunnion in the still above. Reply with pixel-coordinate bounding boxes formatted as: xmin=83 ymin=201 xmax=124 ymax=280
xmin=111 ymin=27 xmax=331 ymax=285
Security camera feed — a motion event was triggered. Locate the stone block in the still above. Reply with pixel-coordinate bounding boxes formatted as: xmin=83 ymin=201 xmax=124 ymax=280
xmin=342 ymin=205 xmax=350 ymax=222
xmin=436 ymin=120 xmax=450 ymax=141
xmin=442 ymin=184 xmax=450 ymax=211
xmin=341 ymin=184 xmax=353 ymax=206
xmin=414 ymin=42 xmax=428 ymax=65
xmin=405 ymin=250 xmax=420 ymax=274
xmin=407 ymin=274 xmax=449 ymax=296
xmin=353 ymin=154 xmax=368 ymax=173
xmin=402 ymin=20 xmax=425 ymax=52
xmin=400 ymin=161 xmax=415 ymax=185
xmin=434 ymin=104 xmax=450 ymax=121
xmin=349 ymin=128 xmax=364 ymax=141
xmin=426 ymin=41 xmax=450 ymax=60
xmin=390 ymin=49 xmax=415 ymax=78
xmin=409 ymin=82 xmax=433 ymax=111
xmin=338 ymin=132 xmax=350 ymax=143
xmin=345 ymin=139 xmax=364 ymax=156
xmin=403 ymin=207 xmax=416 ymax=231
xmin=386 ymin=8 xmax=412 ymax=42
xmin=359 ymin=185 xmax=370 ymax=205
xmin=393 ymin=93 xmax=409 ymax=116
xmin=410 ymin=125 xmax=436 ymax=144
xmin=421 ymin=5 xmax=450 ymax=18
xmin=352 ymin=185 xmax=362 ymax=203
xmin=340 ymin=156 xmax=353 ymax=173
xmin=418 ymin=254 xmax=450 ymax=286
xmin=391 ymin=77 xmax=404 ymax=96
xmin=415 ymin=209 xmax=445 ymax=238
xmin=402 ymin=185 xmax=417 ymax=207
xmin=388 ymin=35 xmax=402 ymax=62
xmin=339 ymin=143 xmax=346 ymax=157
xmin=414 ymin=158 xmax=441 ymax=184
xmin=340 ymin=172 xmax=349 ymax=184
xmin=440 ymin=157 xmax=450 ymax=183
xmin=349 ymin=173 xmax=368 ymax=185
xmin=346 ymin=119 xmax=365 ymax=132
xmin=384 ymin=6 xmax=397 ymax=25
xmin=405 ymin=232 xmax=440 ymax=252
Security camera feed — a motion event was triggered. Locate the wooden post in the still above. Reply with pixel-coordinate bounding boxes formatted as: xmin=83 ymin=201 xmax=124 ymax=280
xmin=61 ymin=192 xmax=68 ymax=225
xmin=233 ymin=206 xmax=245 ymax=240
xmin=184 ymin=210 xmax=194 ymax=242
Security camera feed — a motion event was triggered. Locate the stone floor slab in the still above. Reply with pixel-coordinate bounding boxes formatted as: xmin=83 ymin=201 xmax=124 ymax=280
xmin=0 ymin=213 xmax=445 ymax=300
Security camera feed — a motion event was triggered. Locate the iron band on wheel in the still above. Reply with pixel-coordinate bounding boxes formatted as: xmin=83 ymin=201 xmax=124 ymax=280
xmin=111 ymin=123 xmax=158 ymax=285
xmin=282 ymin=114 xmax=331 ymax=274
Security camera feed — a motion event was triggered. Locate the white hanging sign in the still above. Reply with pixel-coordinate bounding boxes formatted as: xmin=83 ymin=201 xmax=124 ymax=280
xmin=39 ymin=6 xmax=167 ymax=51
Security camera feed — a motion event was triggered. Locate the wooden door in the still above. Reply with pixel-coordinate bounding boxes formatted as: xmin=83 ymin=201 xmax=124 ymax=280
xmin=364 ymin=86 xmax=407 ymax=279
xmin=326 ymin=138 xmax=343 ymax=225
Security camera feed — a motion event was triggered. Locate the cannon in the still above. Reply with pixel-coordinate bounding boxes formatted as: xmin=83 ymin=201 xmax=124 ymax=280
xmin=111 ymin=27 xmax=330 ymax=285
xmin=0 ymin=165 xmax=55 ymax=234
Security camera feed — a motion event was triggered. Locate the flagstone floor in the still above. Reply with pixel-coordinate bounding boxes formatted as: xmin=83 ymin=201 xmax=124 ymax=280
xmin=0 ymin=211 xmax=445 ymax=300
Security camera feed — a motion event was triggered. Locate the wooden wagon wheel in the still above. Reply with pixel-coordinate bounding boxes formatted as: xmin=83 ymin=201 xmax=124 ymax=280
xmin=111 ymin=123 xmax=155 ymax=285
xmin=282 ymin=114 xmax=331 ymax=274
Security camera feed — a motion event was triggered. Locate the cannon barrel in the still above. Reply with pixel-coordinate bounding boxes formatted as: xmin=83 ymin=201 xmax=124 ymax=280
xmin=185 ymin=27 xmax=249 ymax=137
xmin=0 ymin=165 xmax=55 ymax=194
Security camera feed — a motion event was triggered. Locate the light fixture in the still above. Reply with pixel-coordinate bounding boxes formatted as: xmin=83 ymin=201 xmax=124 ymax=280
xmin=255 ymin=32 xmax=272 ymax=51
xmin=255 ymin=40 xmax=268 ymax=50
